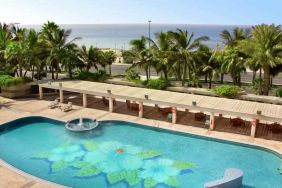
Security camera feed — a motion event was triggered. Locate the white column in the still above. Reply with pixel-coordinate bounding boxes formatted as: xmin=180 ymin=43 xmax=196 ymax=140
xmin=138 ymin=101 xmax=143 ymax=118
xmin=83 ymin=93 xmax=87 ymax=108
xmin=251 ymin=119 xmax=258 ymax=137
xmin=109 ymin=97 xmax=114 ymax=113
xmin=39 ymin=86 xmax=43 ymax=99
xmin=210 ymin=112 xmax=215 ymax=130
xmin=172 ymin=107 xmax=177 ymax=124
xmin=59 ymin=89 xmax=64 ymax=103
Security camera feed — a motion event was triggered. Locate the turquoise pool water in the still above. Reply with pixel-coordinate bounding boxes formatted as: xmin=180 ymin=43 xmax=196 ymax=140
xmin=0 ymin=117 xmax=281 ymax=188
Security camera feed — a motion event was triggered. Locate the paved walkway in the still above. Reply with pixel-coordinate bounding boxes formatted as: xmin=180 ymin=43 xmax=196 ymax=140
xmin=0 ymin=97 xmax=282 ymax=187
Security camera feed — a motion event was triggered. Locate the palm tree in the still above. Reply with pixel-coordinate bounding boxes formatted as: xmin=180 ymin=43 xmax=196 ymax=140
xmin=0 ymin=23 xmax=16 ymax=74
xmin=241 ymin=24 xmax=282 ymax=95
xmin=168 ymin=29 xmax=209 ymax=86
xmin=130 ymin=36 xmax=151 ymax=80
xmin=60 ymin=43 xmax=84 ymax=78
xmin=220 ymin=27 xmax=250 ymax=48
xmin=220 ymin=48 xmax=246 ymax=86
xmin=79 ymin=45 xmax=99 ymax=71
xmin=149 ymin=32 xmax=174 ymax=80
xmin=102 ymin=51 xmax=116 ymax=76
xmin=197 ymin=45 xmax=219 ymax=89
xmin=41 ymin=21 xmax=80 ymax=79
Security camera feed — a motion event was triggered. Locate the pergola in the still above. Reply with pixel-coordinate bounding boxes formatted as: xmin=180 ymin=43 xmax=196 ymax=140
xmin=38 ymin=80 xmax=282 ymax=138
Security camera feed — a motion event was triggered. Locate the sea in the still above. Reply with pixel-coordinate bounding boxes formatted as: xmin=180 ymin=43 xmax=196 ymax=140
xmin=23 ymin=24 xmax=249 ymax=50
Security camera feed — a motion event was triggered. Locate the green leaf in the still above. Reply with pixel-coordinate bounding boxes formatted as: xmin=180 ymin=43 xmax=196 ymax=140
xmin=82 ymin=142 xmax=98 ymax=151
xmin=107 ymin=171 xmax=126 ymax=184
xmin=144 ymin=178 xmax=157 ymax=188
xmin=137 ymin=150 xmax=161 ymax=159
xmin=165 ymin=176 xmax=179 ymax=187
xmin=33 ymin=151 xmax=51 ymax=159
xmin=51 ymin=160 xmax=68 ymax=172
xmin=124 ymin=170 xmax=140 ymax=186
xmin=173 ymin=161 xmax=194 ymax=170
xmin=75 ymin=166 xmax=100 ymax=177
xmin=70 ymin=161 xmax=92 ymax=169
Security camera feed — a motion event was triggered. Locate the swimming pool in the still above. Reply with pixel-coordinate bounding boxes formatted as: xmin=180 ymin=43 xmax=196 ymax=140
xmin=0 ymin=116 xmax=281 ymax=188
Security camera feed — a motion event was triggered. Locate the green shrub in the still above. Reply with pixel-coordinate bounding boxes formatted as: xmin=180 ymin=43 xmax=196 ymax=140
xmin=76 ymin=70 xmax=107 ymax=82
xmin=276 ymin=87 xmax=282 ymax=97
xmin=213 ymin=85 xmax=241 ymax=98
xmin=125 ymin=68 xmax=140 ymax=81
xmin=143 ymin=79 xmax=170 ymax=90
xmin=0 ymin=75 xmax=32 ymax=87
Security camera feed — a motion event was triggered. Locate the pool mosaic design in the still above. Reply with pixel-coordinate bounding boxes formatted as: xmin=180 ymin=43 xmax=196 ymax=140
xmin=33 ymin=141 xmax=194 ymax=188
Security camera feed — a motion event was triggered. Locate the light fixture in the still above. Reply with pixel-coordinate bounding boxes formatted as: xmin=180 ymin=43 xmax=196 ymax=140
xmin=192 ymin=101 xmax=197 ymax=106
xmin=257 ymin=110 xmax=262 ymax=115
xmin=145 ymin=95 xmax=149 ymax=99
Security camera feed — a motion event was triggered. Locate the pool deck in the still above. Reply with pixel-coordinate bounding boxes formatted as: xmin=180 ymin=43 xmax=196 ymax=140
xmin=0 ymin=96 xmax=282 ymax=188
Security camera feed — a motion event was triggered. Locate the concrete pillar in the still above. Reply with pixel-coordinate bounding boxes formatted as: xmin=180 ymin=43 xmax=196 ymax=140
xmin=210 ymin=112 xmax=215 ymax=130
xmin=251 ymin=119 xmax=258 ymax=137
xmin=138 ymin=101 xmax=143 ymax=118
xmin=83 ymin=93 xmax=87 ymax=108
xmin=172 ymin=107 xmax=177 ymax=124
xmin=109 ymin=97 xmax=114 ymax=113
xmin=39 ymin=86 xmax=43 ymax=99
xmin=59 ymin=89 xmax=64 ymax=103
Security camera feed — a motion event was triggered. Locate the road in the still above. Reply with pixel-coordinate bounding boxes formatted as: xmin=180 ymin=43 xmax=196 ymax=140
xmin=106 ymin=64 xmax=282 ymax=85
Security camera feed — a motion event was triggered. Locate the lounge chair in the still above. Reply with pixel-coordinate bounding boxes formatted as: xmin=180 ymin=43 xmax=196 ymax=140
xmin=230 ymin=118 xmax=245 ymax=127
xmin=195 ymin=112 xmax=206 ymax=121
xmin=102 ymin=97 xmax=116 ymax=106
xmin=48 ymin=99 xmax=59 ymax=109
xmin=267 ymin=122 xmax=282 ymax=133
xmin=59 ymin=102 xmax=72 ymax=112
xmin=158 ymin=107 xmax=172 ymax=116
xmin=204 ymin=168 xmax=243 ymax=188
xmin=126 ymin=100 xmax=139 ymax=111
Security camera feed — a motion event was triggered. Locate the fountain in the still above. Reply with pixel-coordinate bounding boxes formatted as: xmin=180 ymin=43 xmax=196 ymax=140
xmin=65 ymin=117 xmax=99 ymax=132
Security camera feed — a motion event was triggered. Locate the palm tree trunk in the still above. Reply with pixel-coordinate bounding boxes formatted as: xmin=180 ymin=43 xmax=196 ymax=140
xmin=31 ymin=66 xmax=35 ymax=80
xmin=145 ymin=69 xmax=149 ymax=81
xmin=252 ymin=70 xmax=256 ymax=84
xmin=208 ymin=72 xmax=212 ymax=89
xmin=51 ymin=66 xmax=54 ymax=79
xmin=220 ymin=73 xmax=224 ymax=84
xmin=56 ymin=63 xmax=59 ymax=79
xmin=68 ymin=66 xmax=72 ymax=79
xmin=163 ymin=69 xmax=168 ymax=80
xmin=181 ymin=62 xmax=187 ymax=86
xmin=204 ymin=74 xmax=208 ymax=83
xmin=108 ymin=64 xmax=111 ymax=76
xmin=263 ymin=66 xmax=270 ymax=96
xmin=37 ymin=67 xmax=41 ymax=80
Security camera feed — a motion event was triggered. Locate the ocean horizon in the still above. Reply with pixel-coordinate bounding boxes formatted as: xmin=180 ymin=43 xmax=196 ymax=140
xmin=23 ymin=24 xmax=250 ymax=50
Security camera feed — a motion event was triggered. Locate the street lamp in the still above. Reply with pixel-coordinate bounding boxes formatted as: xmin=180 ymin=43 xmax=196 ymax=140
xmin=148 ymin=20 xmax=152 ymax=78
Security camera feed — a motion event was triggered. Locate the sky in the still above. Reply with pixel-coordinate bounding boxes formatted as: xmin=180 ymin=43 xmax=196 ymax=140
xmin=0 ymin=0 xmax=281 ymax=25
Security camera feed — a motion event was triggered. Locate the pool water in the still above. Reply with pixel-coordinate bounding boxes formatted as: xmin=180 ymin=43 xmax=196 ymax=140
xmin=0 ymin=117 xmax=281 ymax=188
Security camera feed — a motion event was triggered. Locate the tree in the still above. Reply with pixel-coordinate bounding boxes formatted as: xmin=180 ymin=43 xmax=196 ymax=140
xmin=198 ymin=45 xmax=220 ymax=89
xmin=41 ymin=21 xmax=80 ymax=79
xmin=130 ymin=36 xmax=151 ymax=80
xmin=241 ymin=24 xmax=282 ymax=95
xmin=168 ymin=29 xmax=209 ymax=86
xmin=79 ymin=45 xmax=99 ymax=71
xmin=220 ymin=27 xmax=250 ymax=48
xmin=102 ymin=51 xmax=116 ymax=76
xmin=150 ymin=32 xmax=174 ymax=80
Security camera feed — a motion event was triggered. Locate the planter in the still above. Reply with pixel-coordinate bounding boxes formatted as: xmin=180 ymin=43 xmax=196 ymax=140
xmin=1 ymin=84 xmax=31 ymax=98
